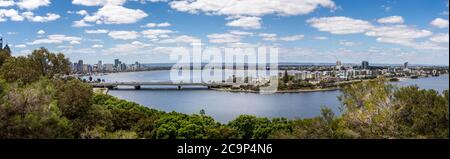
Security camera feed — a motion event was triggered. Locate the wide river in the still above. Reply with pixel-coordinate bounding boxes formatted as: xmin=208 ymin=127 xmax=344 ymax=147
xmin=91 ymin=71 xmax=449 ymax=123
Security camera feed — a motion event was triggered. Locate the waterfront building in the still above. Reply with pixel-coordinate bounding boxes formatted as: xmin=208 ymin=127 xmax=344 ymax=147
xmin=98 ymin=61 xmax=103 ymax=71
xmin=78 ymin=60 xmax=84 ymax=73
xmin=104 ymin=64 xmax=114 ymax=72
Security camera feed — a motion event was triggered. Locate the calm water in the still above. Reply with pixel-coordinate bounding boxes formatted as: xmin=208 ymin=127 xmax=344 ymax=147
xmin=97 ymin=71 xmax=449 ymax=123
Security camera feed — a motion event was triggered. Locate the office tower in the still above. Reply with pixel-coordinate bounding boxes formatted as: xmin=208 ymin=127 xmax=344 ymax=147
xmin=362 ymin=61 xmax=369 ymax=70
xmin=78 ymin=60 xmax=84 ymax=73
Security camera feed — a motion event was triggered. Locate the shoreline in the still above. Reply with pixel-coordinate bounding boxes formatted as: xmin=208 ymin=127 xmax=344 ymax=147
xmin=210 ymin=87 xmax=341 ymax=93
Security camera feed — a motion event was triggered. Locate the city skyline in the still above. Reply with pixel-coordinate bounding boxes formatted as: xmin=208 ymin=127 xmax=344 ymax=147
xmin=0 ymin=0 xmax=449 ymax=65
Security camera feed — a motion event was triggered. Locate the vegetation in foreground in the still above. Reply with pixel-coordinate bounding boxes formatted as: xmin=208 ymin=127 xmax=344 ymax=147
xmin=0 ymin=48 xmax=448 ymax=139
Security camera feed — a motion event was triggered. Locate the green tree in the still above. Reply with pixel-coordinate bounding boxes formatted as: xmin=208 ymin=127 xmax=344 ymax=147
xmin=0 ymin=56 xmax=42 ymax=84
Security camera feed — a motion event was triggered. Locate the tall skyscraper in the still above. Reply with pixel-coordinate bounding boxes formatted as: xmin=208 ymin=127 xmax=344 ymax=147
xmin=362 ymin=61 xmax=369 ymax=70
xmin=0 ymin=37 xmax=3 ymax=49
xmin=114 ymin=59 xmax=120 ymax=68
xmin=98 ymin=60 xmax=103 ymax=71
xmin=78 ymin=60 xmax=84 ymax=73
xmin=404 ymin=62 xmax=408 ymax=69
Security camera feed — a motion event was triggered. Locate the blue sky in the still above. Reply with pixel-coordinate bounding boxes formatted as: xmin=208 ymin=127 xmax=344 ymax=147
xmin=0 ymin=0 xmax=449 ymax=65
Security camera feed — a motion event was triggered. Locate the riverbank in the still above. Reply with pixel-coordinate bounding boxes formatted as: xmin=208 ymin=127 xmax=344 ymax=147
xmin=211 ymin=87 xmax=341 ymax=93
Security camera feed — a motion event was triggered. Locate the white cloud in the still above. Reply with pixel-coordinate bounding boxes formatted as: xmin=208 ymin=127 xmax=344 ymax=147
xmin=157 ymin=22 xmax=171 ymax=27
xmin=158 ymin=35 xmax=200 ymax=44
xmin=102 ymin=41 xmax=152 ymax=55
xmin=0 ymin=0 xmax=14 ymax=7
xmin=141 ymin=29 xmax=174 ymax=39
xmin=170 ymin=0 xmax=335 ymax=30
xmin=37 ymin=29 xmax=45 ymax=34
xmin=81 ymin=5 xmax=148 ymax=24
xmin=258 ymin=33 xmax=277 ymax=41
xmin=16 ymin=0 xmax=50 ymax=10
xmin=72 ymin=20 xmax=92 ymax=27
xmin=72 ymin=0 xmax=127 ymax=6
xmin=377 ymin=16 xmax=404 ymax=24
xmin=430 ymin=33 xmax=449 ymax=43
xmin=108 ymin=30 xmax=140 ymax=40
xmin=339 ymin=40 xmax=356 ymax=46
xmin=0 ymin=9 xmax=24 ymax=21
xmin=279 ymin=34 xmax=304 ymax=41
xmin=92 ymin=44 xmax=104 ymax=48
xmin=21 ymin=11 xmax=60 ymax=22
xmin=229 ymin=30 xmax=254 ymax=36
xmin=169 ymin=0 xmax=336 ymax=17
xmin=308 ymin=16 xmax=445 ymax=51
xmin=15 ymin=44 xmax=27 ymax=48
xmin=27 ymin=34 xmax=82 ymax=45
xmin=76 ymin=10 xmax=88 ymax=16
xmin=430 ymin=18 xmax=449 ymax=28
xmin=365 ymin=25 xmax=432 ymax=40
xmin=207 ymin=33 xmax=241 ymax=44
xmin=307 ymin=16 xmax=374 ymax=34
xmin=145 ymin=22 xmax=171 ymax=28
xmin=85 ymin=29 xmax=109 ymax=34
xmin=226 ymin=16 xmax=261 ymax=29
xmin=313 ymin=36 xmax=328 ymax=40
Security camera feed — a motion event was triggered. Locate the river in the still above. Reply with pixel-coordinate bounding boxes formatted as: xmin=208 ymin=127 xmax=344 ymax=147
xmin=90 ymin=71 xmax=449 ymax=123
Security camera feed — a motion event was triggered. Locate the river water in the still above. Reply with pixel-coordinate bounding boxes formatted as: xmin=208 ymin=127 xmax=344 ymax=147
xmin=91 ymin=71 xmax=449 ymax=123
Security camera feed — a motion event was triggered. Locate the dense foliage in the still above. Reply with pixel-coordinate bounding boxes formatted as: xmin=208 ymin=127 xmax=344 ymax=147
xmin=0 ymin=48 xmax=448 ymax=139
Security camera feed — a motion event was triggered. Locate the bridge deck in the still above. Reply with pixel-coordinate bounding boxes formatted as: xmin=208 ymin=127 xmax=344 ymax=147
xmin=89 ymin=82 xmax=246 ymax=87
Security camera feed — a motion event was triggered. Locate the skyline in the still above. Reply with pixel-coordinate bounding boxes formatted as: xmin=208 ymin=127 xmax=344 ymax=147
xmin=0 ymin=0 xmax=449 ymax=65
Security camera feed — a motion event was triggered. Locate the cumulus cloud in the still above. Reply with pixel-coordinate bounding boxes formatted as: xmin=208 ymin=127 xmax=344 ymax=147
xmin=308 ymin=16 xmax=446 ymax=50
xmin=430 ymin=18 xmax=449 ymax=28
xmin=207 ymin=33 xmax=241 ymax=44
xmin=37 ymin=29 xmax=45 ymax=34
xmin=158 ymin=35 xmax=200 ymax=44
xmin=279 ymin=34 xmax=305 ymax=41
xmin=0 ymin=9 xmax=24 ymax=21
xmin=80 ymin=5 xmax=148 ymax=25
xmin=21 ymin=11 xmax=60 ymax=22
xmin=15 ymin=44 xmax=27 ymax=48
xmin=307 ymin=16 xmax=374 ymax=34
xmin=85 ymin=29 xmax=109 ymax=34
xmin=27 ymin=34 xmax=82 ymax=45
xmin=72 ymin=0 xmax=127 ymax=6
xmin=17 ymin=0 xmax=51 ymax=10
xmin=259 ymin=33 xmax=277 ymax=41
xmin=169 ymin=0 xmax=336 ymax=29
xmin=0 ymin=0 xmax=14 ymax=7
xmin=72 ymin=20 xmax=92 ymax=27
xmin=430 ymin=33 xmax=449 ymax=43
xmin=169 ymin=0 xmax=336 ymax=17
xmin=144 ymin=22 xmax=171 ymax=28
xmin=229 ymin=30 xmax=254 ymax=36
xmin=226 ymin=16 xmax=261 ymax=29
xmin=141 ymin=29 xmax=174 ymax=39
xmin=92 ymin=44 xmax=104 ymax=48
xmin=377 ymin=16 xmax=404 ymax=24
xmin=108 ymin=30 xmax=140 ymax=40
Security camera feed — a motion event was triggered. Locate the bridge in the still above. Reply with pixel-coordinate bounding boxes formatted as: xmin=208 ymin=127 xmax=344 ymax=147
xmin=89 ymin=82 xmax=246 ymax=90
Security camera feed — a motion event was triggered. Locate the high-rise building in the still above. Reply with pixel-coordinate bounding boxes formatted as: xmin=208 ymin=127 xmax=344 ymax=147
xmin=78 ymin=60 xmax=84 ymax=73
xmin=362 ymin=61 xmax=369 ymax=70
xmin=114 ymin=59 xmax=120 ymax=68
xmin=404 ymin=62 xmax=408 ymax=69
xmin=0 ymin=37 xmax=3 ymax=49
xmin=336 ymin=61 xmax=342 ymax=70
xmin=98 ymin=60 xmax=103 ymax=71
